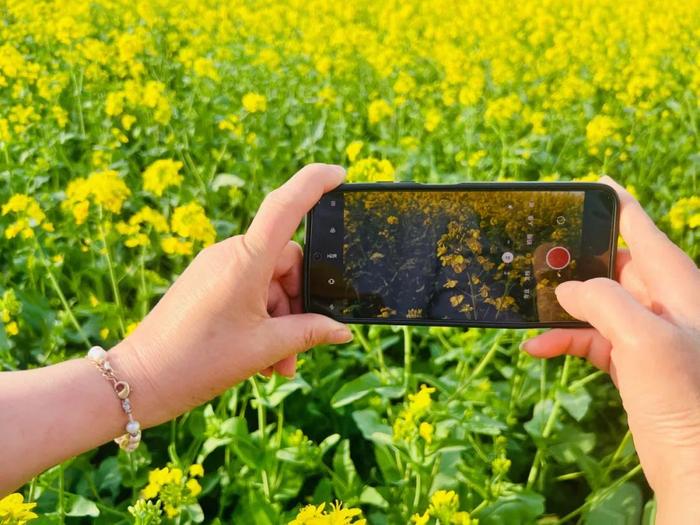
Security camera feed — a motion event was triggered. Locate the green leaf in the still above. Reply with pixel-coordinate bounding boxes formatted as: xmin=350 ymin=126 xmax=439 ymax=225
xmin=550 ymin=426 xmax=596 ymax=464
xmin=524 ymin=400 xmax=555 ymax=439
xmin=352 ymin=409 xmax=392 ymax=444
xmin=558 ymin=387 xmax=592 ymax=421
xmin=261 ymin=375 xmax=311 ymax=407
xmin=584 ymin=482 xmax=643 ymax=525
xmin=212 ymin=173 xmax=245 ymax=190
xmin=65 ymin=494 xmax=100 ymax=518
xmin=318 ymin=433 xmax=341 ymax=457
xmin=331 ymin=372 xmax=382 ymax=408
xmin=184 ymin=503 xmax=205 ymax=523
xmin=374 ymin=444 xmax=401 ymax=484
xmin=479 ymin=490 xmax=545 ymax=525
xmin=462 ymin=413 xmax=507 ymax=435
xmin=360 ymin=486 xmax=389 ymax=508
xmin=331 ymin=439 xmax=360 ymax=502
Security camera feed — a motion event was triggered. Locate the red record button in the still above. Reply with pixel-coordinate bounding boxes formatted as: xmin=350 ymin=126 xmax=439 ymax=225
xmin=546 ymin=246 xmax=571 ymax=270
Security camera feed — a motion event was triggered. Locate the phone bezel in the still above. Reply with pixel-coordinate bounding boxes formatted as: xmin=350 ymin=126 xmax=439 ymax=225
xmin=303 ymin=181 xmax=620 ymax=329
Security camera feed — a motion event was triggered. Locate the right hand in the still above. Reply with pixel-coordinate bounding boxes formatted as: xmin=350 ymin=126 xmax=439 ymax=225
xmin=522 ymin=177 xmax=700 ymax=523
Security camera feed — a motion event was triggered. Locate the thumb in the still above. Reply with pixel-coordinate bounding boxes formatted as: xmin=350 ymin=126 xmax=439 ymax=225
xmin=555 ymin=277 xmax=664 ymax=344
xmin=263 ymin=313 xmax=353 ymax=358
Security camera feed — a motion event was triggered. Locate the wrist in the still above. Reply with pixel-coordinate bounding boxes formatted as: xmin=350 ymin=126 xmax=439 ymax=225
xmin=109 ymin=337 xmax=176 ymax=428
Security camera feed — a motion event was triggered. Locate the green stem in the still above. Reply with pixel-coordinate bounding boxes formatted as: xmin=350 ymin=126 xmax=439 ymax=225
xmin=526 ymin=355 xmax=572 ymax=489
xmin=98 ymin=208 xmax=126 ymax=336
xmin=249 ymin=377 xmax=271 ymax=498
xmin=557 ymin=464 xmax=643 ymax=524
xmin=403 ymin=326 xmax=413 ymax=392
xmin=58 ymin=463 xmax=65 ymax=525
xmin=34 ymin=239 xmax=88 ymax=346
xmin=448 ymin=331 xmax=504 ymax=401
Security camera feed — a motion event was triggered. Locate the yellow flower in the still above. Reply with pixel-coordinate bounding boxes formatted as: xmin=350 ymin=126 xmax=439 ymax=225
xmin=410 ymin=512 xmax=430 ymax=525
xmin=161 ymin=236 xmax=194 ymax=255
xmin=424 ymin=108 xmax=442 ymax=133
xmin=170 ymin=202 xmax=216 ymax=245
xmin=428 ymin=490 xmax=459 ymax=523
xmin=347 ymin=158 xmax=395 ymax=182
xmin=485 ymin=94 xmax=522 ymax=122
xmin=368 ymin=99 xmax=392 ymax=124
xmin=2 ymin=194 xmax=51 ymax=239
xmin=5 ymin=321 xmax=19 ymax=336
xmin=142 ymin=159 xmax=183 ymax=196
xmin=186 ymin=478 xmax=202 ymax=497
xmin=345 ymin=140 xmax=364 ymax=162
xmin=586 ymin=115 xmax=619 ymax=148
xmin=188 ymin=464 xmax=204 ymax=478
xmin=419 ymin=421 xmax=434 ymax=444
xmin=63 ymin=170 xmax=130 ymax=222
xmin=668 ymin=196 xmax=700 ymax=230
xmin=289 ymin=501 xmax=365 ymax=525
xmin=242 ymin=92 xmax=267 ymax=113
xmin=468 ymin=150 xmax=487 ymax=167
xmin=0 ymin=493 xmax=38 ymax=524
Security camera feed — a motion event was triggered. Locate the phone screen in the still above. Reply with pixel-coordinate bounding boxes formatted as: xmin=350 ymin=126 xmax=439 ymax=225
xmin=304 ymin=183 xmax=618 ymax=327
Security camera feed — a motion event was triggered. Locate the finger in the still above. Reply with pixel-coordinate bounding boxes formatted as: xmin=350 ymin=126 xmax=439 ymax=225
xmin=600 ymin=176 xmax=700 ymax=309
xmin=522 ymin=328 xmax=612 ymax=372
xmin=246 ymin=164 xmax=345 ymax=266
xmin=263 ymin=313 xmax=353 ymax=360
xmin=273 ymin=241 xmax=304 ymax=301
xmin=555 ymin=278 xmax=667 ymax=344
xmin=615 ymin=249 xmax=651 ymax=308
xmin=266 ymin=281 xmax=297 ymax=376
xmin=273 ymin=355 xmax=297 ymax=377
xmin=267 ymin=280 xmax=291 ymax=317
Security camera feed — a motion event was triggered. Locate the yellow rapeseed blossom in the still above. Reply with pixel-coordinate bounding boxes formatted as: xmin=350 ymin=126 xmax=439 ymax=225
xmin=668 ymin=196 xmax=700 ymax=230
xmin=63 ymin=171 xmax=130 ymax=223
xmin=419 ymin=421 xmax=434 ymax=444
xmin=161 ymin=236 xmax=194 ymax=255
xmin=142 ymin=159 xmax=184 ymax=196
xmin=484 ymin=94 xmax=522 ymax=123
xmin=586 ymin=115 xmax=620 ymax=148
xmin=424 ymin=108 xmax=442 ymax=133
xmin=242 ymin=92 xmax=267 ymax=113
xmin=170 ymin=202 xmax=216 ymax=245
xmin=368 ymin=99 xmax=392 ymax=124
xmin=347 ymin=158 xmax=395 ymax=182
xmin=2 ymin=194 xmax=53 ymax=239
xmin=289 ymin=501 xmax=366 ymax=525
xmin=0 ymin=493 xmax=38 ymax=524
xmin=428 ymin=490 xmax=460 ymax=523
xmin=393 ymin=384 xmax=436 ymax=442
xmin=140 ymin=465 xmax=202 ymax=518
xmin=345 ymin=140 xmax=364 ymax=162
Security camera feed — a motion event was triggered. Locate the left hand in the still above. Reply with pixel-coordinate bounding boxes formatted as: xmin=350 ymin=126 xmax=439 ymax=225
xmin=111 ymin=164 xmax=353 ymax=427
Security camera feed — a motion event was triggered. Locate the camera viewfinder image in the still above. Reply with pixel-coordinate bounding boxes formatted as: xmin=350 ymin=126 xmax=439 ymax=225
xmin=337 ymin=190 xmax=586 ymax=323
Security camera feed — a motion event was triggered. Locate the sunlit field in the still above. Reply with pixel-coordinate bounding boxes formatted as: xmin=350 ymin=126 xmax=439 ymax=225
xmin=1 ymin=0 xmax=699 ymax=522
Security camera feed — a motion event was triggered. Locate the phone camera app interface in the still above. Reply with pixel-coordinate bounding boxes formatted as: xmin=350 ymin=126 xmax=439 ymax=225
xmin=310 ymin=190 xmax=611 ymax=324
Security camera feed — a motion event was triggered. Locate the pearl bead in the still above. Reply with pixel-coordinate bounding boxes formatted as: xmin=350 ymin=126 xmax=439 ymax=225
xmin=126 ymin=420 xmax=140 ymax=434
xmin=87 ymin=346 xmax=107 ymax=364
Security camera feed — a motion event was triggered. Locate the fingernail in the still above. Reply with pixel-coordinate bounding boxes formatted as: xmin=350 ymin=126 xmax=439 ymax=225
xmin=519 ymin=340 xmax=531 ymax=352
xmin=329 ymin=327 xmax=353 ymax=344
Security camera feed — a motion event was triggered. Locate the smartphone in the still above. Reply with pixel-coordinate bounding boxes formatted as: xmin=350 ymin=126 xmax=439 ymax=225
xmin=303 ymin=182 xmax=619 ymax=328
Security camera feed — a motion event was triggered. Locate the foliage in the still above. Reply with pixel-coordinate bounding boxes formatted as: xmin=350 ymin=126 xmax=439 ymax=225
xmin=1 ymin=0 xmax=698 ymax=522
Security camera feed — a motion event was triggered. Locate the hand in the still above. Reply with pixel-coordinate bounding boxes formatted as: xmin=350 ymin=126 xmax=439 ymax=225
xmin=522 ymin=177 xmax=700 ymax=523
xmin=111 ymin=164 xmax=353 ymax=427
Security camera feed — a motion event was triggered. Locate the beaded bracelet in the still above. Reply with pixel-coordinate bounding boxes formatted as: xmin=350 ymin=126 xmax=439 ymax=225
xmin=86 ymin=346 xmax=142 ymax=452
